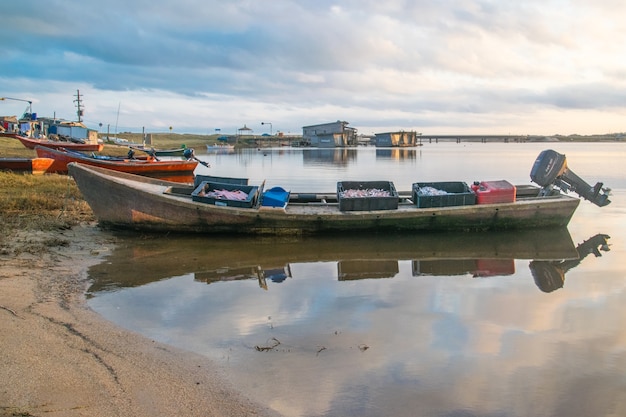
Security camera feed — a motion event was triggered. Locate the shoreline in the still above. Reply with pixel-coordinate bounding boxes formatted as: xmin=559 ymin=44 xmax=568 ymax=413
xmin=0 ymin=223 xmax=278 ymax=417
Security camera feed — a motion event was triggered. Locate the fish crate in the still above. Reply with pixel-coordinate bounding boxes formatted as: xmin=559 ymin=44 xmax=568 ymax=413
xmin=337 ymin=181 xmax=399 ymax=211
xmin=192 ymin=181 xmax=258 ymax=208
xmin=412 ymin=181 xmax=476 ymax=208
xmin=474 ymin=180 xmax=516 ymax=204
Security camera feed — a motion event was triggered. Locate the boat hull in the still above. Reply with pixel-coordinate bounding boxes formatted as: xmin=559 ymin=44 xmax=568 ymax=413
xmin=0 ymin=157 xmax=54 ymax=174
xmin=38 ymin=147 xmax=197 ymax=183
xmin=16 ymin=134 xmax=104 ymax=151
xmin=69 ymin=163 xmax=581 ymax=235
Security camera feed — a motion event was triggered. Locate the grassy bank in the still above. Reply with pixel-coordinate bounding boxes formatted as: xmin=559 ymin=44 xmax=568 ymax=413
xmin=0 ymin=171 xmax=93 ymax=252
xmin=103 ymin=132 xmax=220 ymax=151
xmin=0 ymin=138 xmax=95 ymax=254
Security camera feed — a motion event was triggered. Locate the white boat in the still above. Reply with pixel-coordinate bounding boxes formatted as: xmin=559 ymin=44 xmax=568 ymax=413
xmin=206 ymin=143 xmax=235 ymax=154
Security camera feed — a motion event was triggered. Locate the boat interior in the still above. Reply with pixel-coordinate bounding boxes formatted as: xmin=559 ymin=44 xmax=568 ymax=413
xmin=164 ymin=181 xmax=558 ymax=209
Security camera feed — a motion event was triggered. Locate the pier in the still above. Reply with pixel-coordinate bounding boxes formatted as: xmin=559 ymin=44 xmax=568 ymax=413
xmin=420 ymin=135 xmax=533 ymax=143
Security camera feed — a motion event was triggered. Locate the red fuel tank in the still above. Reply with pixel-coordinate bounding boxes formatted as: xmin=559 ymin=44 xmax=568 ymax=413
xmin=474 ymin=180 xmax=516 ymax=204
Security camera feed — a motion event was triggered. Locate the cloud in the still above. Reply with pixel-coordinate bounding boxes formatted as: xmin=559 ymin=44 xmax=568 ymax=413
xmin=1 ymin=0 xmax=626 ymax=135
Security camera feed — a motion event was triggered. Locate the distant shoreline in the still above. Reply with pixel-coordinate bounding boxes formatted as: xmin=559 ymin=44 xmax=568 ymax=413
xmin=105 ymin=131 xmax=625 ymax=146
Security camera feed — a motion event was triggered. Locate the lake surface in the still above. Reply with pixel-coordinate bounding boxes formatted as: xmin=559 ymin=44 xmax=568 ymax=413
xmin=87 ymin=142 xmax=626 ymax=417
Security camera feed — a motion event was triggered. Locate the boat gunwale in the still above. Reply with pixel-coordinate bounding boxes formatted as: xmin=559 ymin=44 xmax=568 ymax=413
xmin=17 ymin=134 xmax=104 ymax=151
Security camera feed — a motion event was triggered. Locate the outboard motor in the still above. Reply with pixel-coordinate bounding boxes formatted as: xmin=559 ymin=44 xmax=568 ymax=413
xmin=530 ymin=149 xmax=611 ymax=207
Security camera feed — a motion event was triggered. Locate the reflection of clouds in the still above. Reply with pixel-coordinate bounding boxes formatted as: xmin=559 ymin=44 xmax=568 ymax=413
xmin=89 ymin=251 xmax=626 ymax=417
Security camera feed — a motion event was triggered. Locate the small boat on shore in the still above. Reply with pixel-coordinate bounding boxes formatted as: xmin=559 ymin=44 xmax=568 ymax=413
xmin=0 ymin=157 xmax=54 ymax=175
xmin=129 ymin=144 xmax=188 ymax=157
xmin=68 ymin=150 xmax=610 ymax=235
xmin=37 ymin=146 xmax=198 ymax=183
xmin=16 ymin=134 xmax=104 ymax=152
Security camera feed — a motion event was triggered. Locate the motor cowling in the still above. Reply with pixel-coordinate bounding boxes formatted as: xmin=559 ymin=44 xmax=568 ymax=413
xmin=530 ymin=149 xmax=567 ymax=186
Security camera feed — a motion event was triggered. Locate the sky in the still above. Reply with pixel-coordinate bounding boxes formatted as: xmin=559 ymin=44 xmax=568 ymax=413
xmin=1 ymin=0 xmax=626 ymax=137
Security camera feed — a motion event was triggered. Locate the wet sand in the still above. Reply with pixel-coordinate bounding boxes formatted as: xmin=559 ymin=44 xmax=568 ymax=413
xmin=0 ymin=223 xmax=278 ymax=417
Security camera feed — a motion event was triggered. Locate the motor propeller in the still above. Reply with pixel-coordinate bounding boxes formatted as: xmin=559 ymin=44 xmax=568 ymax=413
xmin=183 ymin=148 xmax=210 ymax=168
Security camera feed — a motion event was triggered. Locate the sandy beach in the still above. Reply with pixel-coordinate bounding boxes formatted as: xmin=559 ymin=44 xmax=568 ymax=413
xmin=0 ymin=222 xmax=278 ymax=417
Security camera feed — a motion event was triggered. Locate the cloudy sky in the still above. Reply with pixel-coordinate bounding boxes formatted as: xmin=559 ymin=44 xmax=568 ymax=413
xmin=2 ymin=0 xmax=625 ymax=136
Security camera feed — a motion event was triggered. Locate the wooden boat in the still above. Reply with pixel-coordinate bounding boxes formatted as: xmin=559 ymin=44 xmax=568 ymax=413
xmin=68 ymin=161 xmax=585 ymax=235
xmin=37 ymin=146 xmax=198 ymax=183
xmin=0 ymin=157 xmax=54 ymax=174
xmin=16 ymin=134 xmax=104 ymax=152
xmin=129 ymin=144 xmax=187 ymax=157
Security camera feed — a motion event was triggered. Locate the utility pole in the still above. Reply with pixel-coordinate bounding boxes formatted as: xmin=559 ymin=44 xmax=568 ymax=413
xmin=74 ymin=89 xmax=84 ymax=122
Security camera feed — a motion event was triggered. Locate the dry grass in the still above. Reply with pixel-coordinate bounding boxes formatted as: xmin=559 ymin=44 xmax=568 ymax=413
xmin=0 ymin=171 xmax=94 ymax=249
xmin=0 ymin=137 xmax=97 ymax=257
xmin=108 ymin=132 xmax=221 ymax=148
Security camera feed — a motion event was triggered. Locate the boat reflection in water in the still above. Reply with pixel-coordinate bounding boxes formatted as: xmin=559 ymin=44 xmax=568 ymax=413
xmin=87 ymin=228 xmax=610 ymax=295
xmin=411 ymin=232 xmax=610 ymax=292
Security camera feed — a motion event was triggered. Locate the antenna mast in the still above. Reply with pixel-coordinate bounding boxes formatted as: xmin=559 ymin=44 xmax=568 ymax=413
xmin=73 ymin=89 xmax=84 ymax=122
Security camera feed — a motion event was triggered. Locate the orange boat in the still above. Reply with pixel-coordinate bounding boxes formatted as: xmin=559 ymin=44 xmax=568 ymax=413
xmin=16 ymin=134 xmax=104 ymax=152
xmin=0 ymin=157 xmax=54 ymax=175
xmin=35 ymin=146 xmax=198 ymax=183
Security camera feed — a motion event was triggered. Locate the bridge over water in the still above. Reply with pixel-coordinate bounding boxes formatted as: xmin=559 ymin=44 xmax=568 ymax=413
xmin=419 ymin=135 xmax=538 ymax=143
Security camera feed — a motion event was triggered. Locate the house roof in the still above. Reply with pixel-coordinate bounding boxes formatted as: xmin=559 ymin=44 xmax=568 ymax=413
xmin=0 ymin=115 xmax=19 ymax=123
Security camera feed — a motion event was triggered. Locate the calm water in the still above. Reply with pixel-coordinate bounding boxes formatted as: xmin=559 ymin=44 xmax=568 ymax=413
xmin=87 ymin=142 xmax=626 ymax=417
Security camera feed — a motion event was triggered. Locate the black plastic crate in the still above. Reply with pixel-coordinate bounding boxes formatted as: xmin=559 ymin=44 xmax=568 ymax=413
xmin=194 ymin=174 xmax=248 ymax=188
xmin=412 ymin=181 xmax=476 ymax=208
xmin=192 ymin=181 xmax=258 ymax=208
xmin=337 ymin=181 xmax=399 ymax=211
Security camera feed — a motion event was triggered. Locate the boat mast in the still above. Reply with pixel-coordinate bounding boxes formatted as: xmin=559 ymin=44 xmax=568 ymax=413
xmin=74 ymin=89 xmax=84 ymax=122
